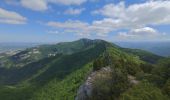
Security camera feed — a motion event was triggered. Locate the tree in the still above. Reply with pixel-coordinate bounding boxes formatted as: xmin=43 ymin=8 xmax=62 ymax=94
xmin=121 ymin=81 xmax=169 ymax=100
xmin=163 ymin=79 xmax=170 ymax=96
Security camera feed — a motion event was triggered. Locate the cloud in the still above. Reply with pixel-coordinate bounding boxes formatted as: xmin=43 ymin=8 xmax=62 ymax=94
xmin=89 ymin=0 xmax=99 ymax=2
xmin=47 ymin=20 xmax=91 ymax=36
xmin=47 ymin=20 xmax=168 ymax=40
xmin=4 ymin=0 xmax=20 ymax=5
xmin=117 ymin=27 xmax=166 ymax=40
xmin=47 ymin=0 xmax=170 ymax=38
xmin=93 ymin=1 xmax=170 ymax=28
xmin=92 ymin=2 xmax=125 ymax=19
xmin=6 ymin=0 xmax=88 ymax=11
xmin=0 ymin=8 xmax=27 ymax=24
xmin=64 ymin=8 xmax=85 ymax=15
xmin=47 ymin=20 xmax=89 ymax=29
xmin=47 ymin=19 xmax=119 ymax=37
xmin=48 ymin=0 xmax=87 ymax=5
xmin=129 ymin=27 xmax=158 ymax=36
xmin=21 ymin=0 xmax=48 ymax=11
xmin=47 ymin=30 xmax=59 ymax=34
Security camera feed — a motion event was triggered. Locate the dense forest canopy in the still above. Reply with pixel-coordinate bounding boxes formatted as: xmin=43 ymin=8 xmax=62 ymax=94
xmin=0 ymin=39 xmax=169 ymax=100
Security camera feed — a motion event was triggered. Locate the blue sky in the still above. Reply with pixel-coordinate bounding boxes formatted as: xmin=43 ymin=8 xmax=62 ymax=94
xmin=0 ymin=0 xmax=170 ymax=43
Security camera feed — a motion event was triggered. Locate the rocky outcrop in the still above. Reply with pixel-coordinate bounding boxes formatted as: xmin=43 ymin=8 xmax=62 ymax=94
xmin=128 ymin=75 xmax=139 ymax=85
xmin=75 ymin=67 xmax=112 ymax=100
xmin=75 ymin=66 xmax=140 ymax=100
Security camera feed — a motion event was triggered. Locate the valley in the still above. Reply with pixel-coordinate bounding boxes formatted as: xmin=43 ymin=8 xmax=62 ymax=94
xmin=0 ymin=39 xmax=169 ymax=100
xmin=1 ymin=0 xmax=170 ymax=99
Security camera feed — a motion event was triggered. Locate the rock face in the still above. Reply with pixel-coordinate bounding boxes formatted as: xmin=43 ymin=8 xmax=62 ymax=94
xmin=75 ymin=67 xmax=112 ymax=100
xmin=128 ymin=75 xmax=139 ymax=85
xmin=75 ymin=73 xmax=93 ymax=100
xmin=75 ymin=66 xmax=139 ymax=100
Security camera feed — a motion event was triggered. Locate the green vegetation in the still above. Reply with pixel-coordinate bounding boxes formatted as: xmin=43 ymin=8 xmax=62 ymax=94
xmin=121 ymin=81 xmax=169 ymax=100
xmin=121 ymin=48 xmax=163 ymax=63
xmin=31 ymin=63 xmax=92 ymax=100
xmin=163 ymin=79 xmax=170 ymax=96
xmin=93 ymin=47 xmax=142 ymax=75
xmin=0 ymin=38 xmax=103 ymax=69
xmin=0 ymin=39 xmax=169 ymax=100
xmin=0 ymin=85 xmax=36 ymax=100
xmin=91 ymin=67 xmax=129 ymax=100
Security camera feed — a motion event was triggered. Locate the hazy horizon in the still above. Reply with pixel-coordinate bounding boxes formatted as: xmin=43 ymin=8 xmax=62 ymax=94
xmin=1 ymin=38 xmax=170 ymax=44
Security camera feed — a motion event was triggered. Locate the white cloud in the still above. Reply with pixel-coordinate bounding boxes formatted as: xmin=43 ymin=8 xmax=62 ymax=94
xmin=46 ymin=20 xmax=164 ymax=38
xmin=4 ymin=0 xmax=19 ymax=5
xmin=92 ymin=2 xmax=125 ymax=19
xmin=117 ymin=27 xmax=166 ymax=40
xmin=47 ymin=20 xmax=168 ymax=39
xmin=130 ymin=27 xmax=158 ymax=36
xmin=47 ymin=20 xmax=91 ymax=36
xmin=89 ymin=0 xmax=99 ymax=2
xmin=6 ymin=0 xmax=88 ymax=11
xmin=47 ymin=0 xmax=170 ymax=38
xmin=93 ymin=1 xmax=170 ymax=28
xmin=0 ymin=8 xmax=27 ymax=24
xmin=47 ymin=20 xmax=89 ymax=29
xmin=21 ymin=0 xmax=48 ymax=11
xmin=64 ymin=8 xmax=85 ymax=15
xmin=48 ymin=0 xmax=87 ymax=5
xmin=47 ymin=30 xmax=59 ymax=34
xmin=47 ymin=19 xmax=120 ymax=37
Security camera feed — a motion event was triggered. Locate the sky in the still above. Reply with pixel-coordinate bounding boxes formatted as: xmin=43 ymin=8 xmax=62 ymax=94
xmin=0 ymin=0 xmax=170 ymax=43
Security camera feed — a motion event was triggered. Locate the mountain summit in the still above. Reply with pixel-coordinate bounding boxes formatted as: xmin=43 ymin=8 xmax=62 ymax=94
xmin=0 ymin=39 xmax=169 ymax=100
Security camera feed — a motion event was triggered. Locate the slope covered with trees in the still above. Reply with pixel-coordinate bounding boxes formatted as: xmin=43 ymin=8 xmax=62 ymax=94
xmin=0 ymin=39 xmax=169 ymax=100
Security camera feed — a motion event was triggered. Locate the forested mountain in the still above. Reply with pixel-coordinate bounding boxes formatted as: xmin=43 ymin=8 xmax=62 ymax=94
xmin=0 ymin=39 xmax=169 ymax=100
xmin=0 ymin=39 xmax=106 ymax=68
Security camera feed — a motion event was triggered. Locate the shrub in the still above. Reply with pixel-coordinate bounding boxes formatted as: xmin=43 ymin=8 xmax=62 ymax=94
xmin=121 ymin=81 xmax=169 ymax=100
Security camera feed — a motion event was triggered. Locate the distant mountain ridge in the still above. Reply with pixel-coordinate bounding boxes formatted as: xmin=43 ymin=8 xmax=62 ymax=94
xmin=115 ymin=41 xmax=170 ymax=57
xmin=0 ymin=39 xmax=163 ymax=84
xmin=0 ymin=43 xmax=40 ymax=53
xmin=0 ymin=38 xmax=108 ymax=68
xmin=0 ymin=39 xmax=169 ymax=100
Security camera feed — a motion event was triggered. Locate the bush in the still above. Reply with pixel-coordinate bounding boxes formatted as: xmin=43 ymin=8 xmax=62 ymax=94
xmin=140 ymin=63 xmax=154 ymax=73
xmin=121 ymin=81 xmax=169 ymax=100
xmin=162 ymin=79 xmax=170 ymax=96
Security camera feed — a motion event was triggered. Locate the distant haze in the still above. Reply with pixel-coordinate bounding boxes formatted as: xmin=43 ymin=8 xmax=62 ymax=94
xmin=1 ymin=41 xmax=170 ymax=57
xmin=115 ymin=41 xmax=170 ymax=57
xmin=0 ymin=43 xmax=41 ymax=53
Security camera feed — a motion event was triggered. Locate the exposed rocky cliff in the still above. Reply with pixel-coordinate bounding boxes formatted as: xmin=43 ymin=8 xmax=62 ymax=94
xmin=75 ymin=67 xmax=112 ymax=100
xmin=75 ymin=66 xmax=140 ymax=100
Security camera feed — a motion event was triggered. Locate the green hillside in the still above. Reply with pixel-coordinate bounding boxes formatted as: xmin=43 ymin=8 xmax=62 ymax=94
xmin=121 ymin=48 xmax=163 ymax=63
xmin=0 ymin=39 xmax=108 ymax=100
xmin=0 ymin=38 xmax=103 ymax=68
xmin=0 ymin=39 xmax=169 ymax=100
